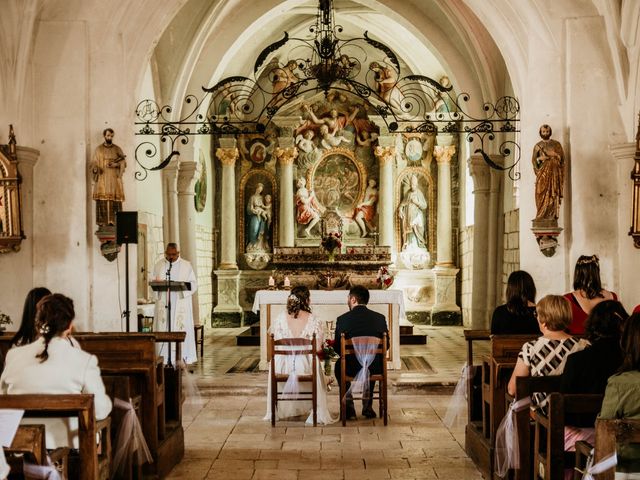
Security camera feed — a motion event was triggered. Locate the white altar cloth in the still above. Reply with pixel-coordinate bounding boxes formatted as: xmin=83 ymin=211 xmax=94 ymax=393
xmin=253 ymin=289 xmax=404 ymax=370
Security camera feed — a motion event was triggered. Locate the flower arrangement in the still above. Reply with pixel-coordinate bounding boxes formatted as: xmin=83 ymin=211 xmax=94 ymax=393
xmin=377 ymin=266 xmax=394 ymax=289
xmin=320 ymin=231 xmax=342 ymax=260
xmin=0 ymin=311 xmax=11 ymax=330
xmin=319 ymin=338 xmax=338 ymax=376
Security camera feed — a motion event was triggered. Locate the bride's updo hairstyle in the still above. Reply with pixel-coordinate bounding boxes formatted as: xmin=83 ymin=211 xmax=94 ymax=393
xmin=287 ymin=285 xmax=312 ymax=318
xmin=35 ymin=293 xmax=75 ymax=363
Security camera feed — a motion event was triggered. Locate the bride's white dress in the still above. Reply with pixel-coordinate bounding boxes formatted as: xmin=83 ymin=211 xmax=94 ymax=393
xmin=264 ymin=312 xmax=336 ymax=425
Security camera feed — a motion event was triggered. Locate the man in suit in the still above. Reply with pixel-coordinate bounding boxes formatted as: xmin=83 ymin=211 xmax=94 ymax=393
xmin=334 ymin=285 xmax=388 ymax=420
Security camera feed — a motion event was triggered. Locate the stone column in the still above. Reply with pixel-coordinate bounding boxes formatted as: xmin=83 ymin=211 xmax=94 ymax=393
xmin=434 ymin=144 xmax=456 ymax=266
xmin=431 ymin=143 xmax=460 ymax=324
xmin=275 ymin=146 xmax=298 ymax=247
xmin=215 ymin=142 xmax=239 ymax=270
xmin=177 ymin=160 xmax=200 ymax=323
xmin=213 ymin=140 xmax=242 ymax=325
xmin=468 ymin=154 xmax=491 ymax=329
xmin=162 ymin=159 xmax=179 ymax=244
xmin=374 ymin=142 xmax=395 ymax=247
xmin=487 ymin=154 xmax=504 ymax=310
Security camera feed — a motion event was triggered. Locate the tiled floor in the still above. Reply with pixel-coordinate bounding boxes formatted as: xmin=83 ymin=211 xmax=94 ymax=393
xmin=168 ymin=326 xmax=489 ymax=479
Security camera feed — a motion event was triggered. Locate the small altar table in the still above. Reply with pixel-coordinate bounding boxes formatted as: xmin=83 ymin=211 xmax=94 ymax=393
xmin=252 ymin=289 xmax=404 ymax=370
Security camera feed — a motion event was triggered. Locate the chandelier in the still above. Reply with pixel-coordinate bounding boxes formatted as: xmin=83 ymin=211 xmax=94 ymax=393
xmin=135 ymin=0 xmax=520 ymax=179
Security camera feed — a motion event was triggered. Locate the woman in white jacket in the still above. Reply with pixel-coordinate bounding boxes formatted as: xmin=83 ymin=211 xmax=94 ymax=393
xmin=0 ymin=293 xmax=112 ymax=449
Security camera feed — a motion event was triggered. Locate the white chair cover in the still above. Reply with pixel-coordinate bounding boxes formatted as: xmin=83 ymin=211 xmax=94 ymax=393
xmin=177 ymin=361 xmax=202 ymax=405
xmin=22 ymin=460 xmax=61 ymax=480
xmin=443 ymin=363 xmax=470 ymax=428
xmin=111 ymin=398 xmax=153 ymax=478
xmin=494 ymin=396 xmax=532 ymax=477
xmin=0 ymin=448 xmax=9 ymax=480
xmin=580 ymin=449 xmax=618 ymax=480
xmin=345 ymin=336 xmax=379 ymax=399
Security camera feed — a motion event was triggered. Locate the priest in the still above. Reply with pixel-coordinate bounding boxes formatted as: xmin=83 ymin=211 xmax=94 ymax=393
xmin=152 ymin=243 xmax=198 ymax=364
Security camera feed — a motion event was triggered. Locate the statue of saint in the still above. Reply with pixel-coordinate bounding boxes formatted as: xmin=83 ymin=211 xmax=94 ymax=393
xmin=295 ymin=177 xmax=323 ymax=237
xmin=398 ymin=174 xmax=428 ymax=250
xmin=353 ymin=178 xmax=378 ymax=237
xmin=91 ymin=128 xmax=126 ymax=226
xmin=246 ymin=183 xmax=270 ymax=252
xmin=532 ymin=124 xmax=564 ymax=221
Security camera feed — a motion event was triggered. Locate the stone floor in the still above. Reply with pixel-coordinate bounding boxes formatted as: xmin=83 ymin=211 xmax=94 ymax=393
xmin=167 ymin=326 xmax=489 ymax=479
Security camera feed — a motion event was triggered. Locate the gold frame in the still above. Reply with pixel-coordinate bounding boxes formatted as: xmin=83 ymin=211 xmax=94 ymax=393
xmin=308 ymin=147 xmax=367 ymax=210
xmin=394 ymin=167 xmax=436 ymax=256
xmin=238 ymin=169 xmax=279 ymax=255
xmin=0 ymin=131 xmax=24 ymax=254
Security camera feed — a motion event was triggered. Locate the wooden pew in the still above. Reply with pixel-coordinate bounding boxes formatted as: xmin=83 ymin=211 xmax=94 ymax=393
xmin=5 ymin=425 xmax=71 ymax=479
xmin=0 ymin=394 xmax=107 ymax=480
xmin=575 ymin=418 xmax=640 ymax=480
xmin=74 ymin=332 xmax=185 ymax=479
xmin=465 ymin=333 xmax=537 ymax=480
xmin=532 ymin=392 xmax=603 ymax=480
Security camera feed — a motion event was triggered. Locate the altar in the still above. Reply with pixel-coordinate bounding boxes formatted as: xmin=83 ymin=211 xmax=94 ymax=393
xmin=252 ymin=289 xmax=404 ymax=370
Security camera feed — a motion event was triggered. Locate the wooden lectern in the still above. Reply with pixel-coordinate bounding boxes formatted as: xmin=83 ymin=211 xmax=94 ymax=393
xmin=149 ymin=280 xmax=191 ymax=366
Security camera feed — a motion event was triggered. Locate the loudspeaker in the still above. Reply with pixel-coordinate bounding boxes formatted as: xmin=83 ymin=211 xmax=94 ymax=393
xmin=117 ymin=211 xmax=138 ymax=244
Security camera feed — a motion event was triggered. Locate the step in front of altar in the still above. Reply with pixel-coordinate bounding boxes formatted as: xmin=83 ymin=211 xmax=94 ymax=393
xmin=235 ymin=323 xmax=426 ymax=346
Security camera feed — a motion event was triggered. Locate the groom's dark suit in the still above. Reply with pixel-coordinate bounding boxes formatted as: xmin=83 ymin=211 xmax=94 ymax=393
xmin=334 ymin=304 xmax=388 ymax=410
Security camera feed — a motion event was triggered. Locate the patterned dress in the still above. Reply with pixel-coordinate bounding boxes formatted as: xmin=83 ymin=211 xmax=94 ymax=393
xmin=518 ymin=336 xmax=589 ymax=408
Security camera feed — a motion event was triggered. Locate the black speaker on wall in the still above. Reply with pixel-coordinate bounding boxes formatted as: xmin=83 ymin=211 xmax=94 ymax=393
xmin=116 ymin=211 xmax=138 ymax=244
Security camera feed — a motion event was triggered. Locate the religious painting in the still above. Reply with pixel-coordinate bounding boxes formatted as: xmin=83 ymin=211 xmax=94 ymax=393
xmin=239 ymin=170 xmax=277 ymax=270
xmin=405 ymin=138 xmax=423 ymax=163
xmin=0 ymin=140 xmax=23 ymax=253
xmin=309 ymin=148 xmax=365 ymax=215
xmin=194 ymin=150 xmax=207 ymax=213
xmin=238 ymin=133 xmax=276 ymax=165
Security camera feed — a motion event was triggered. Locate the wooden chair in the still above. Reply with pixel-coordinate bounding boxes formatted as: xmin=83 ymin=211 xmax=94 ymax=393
xmin=339 ymin=332 xmax=388 ymax=427
xmin=0 ymin=394 xmax=110 ymax=480
xmin=532 ymin=392 xmax=603 ymax=480
xmin=574 ymin=418 xmax=640 ymax=480
xmin=194 ymin=324 xmax=205 ymax=358
xmin=269 ymin=333 xmax=318 ymax=427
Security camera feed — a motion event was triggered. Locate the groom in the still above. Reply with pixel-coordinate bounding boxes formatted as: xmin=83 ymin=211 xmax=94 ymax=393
xmin=334 ymin=285 xmax=389 ymax=420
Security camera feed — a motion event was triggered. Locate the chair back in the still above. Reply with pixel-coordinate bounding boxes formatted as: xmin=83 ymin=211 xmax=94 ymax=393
xmin=340 ymin=333 xmax=388 ymax=358
xmin=271 ymin=335 xmax=317 ymax=356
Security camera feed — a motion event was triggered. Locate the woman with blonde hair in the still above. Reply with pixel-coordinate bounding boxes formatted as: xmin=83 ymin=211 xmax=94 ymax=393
xmin=507 ymin=295 xmax=589 ymax=406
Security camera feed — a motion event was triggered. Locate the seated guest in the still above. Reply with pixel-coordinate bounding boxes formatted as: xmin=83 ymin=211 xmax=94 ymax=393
xmin=599 ymin=313 xmax=640 ymax=477
xmin=10 ymin=287 xmax=51 ymax=347
xmin=335 ymin=285 xmax=388 ymax=420
xmin=507 ymin=295 xmax=589 ymax=408
xmin=560 ymin=300 xmax=628 ymax=460
xmin=491 ymin=270 xmax=539 ymax=335
xmin=564 ymin=255 xmax=617 ymax=334
xmin=0 ymin=293 xmax=112 ymax=448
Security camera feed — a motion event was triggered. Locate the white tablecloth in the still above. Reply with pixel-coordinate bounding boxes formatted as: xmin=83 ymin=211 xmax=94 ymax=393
xmin=252 ymin=289 xmax=406 ymax=321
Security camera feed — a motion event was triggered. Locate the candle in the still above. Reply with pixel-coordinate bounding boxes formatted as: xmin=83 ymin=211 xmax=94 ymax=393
xmin=284 ymin=276 xmax=290 ymax=287
xmin=268 ymin=276 xmax=275 ymax=287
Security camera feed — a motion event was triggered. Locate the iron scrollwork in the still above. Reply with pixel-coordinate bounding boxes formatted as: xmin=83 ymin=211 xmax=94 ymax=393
xmin=134 ymin=0 xmax=520 ymax=180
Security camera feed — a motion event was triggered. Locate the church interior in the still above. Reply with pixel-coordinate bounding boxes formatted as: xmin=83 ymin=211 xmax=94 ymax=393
xmin=1 ymin=0 xmax=640 ymax=478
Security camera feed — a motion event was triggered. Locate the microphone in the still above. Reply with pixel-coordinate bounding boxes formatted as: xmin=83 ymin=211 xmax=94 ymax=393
xmin=166 ymin=259 xmax=173 ymax=276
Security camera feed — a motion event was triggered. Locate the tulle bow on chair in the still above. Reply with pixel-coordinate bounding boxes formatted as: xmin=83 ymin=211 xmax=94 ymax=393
xmin=0 ymin=448 xmax=9 ymax=480
xmin=280 ymin=339 xmax=307 ymax=400
xmin=444 ymin=363 xmax=471 ymax=428
xmin=345 ymin=336 xmax=379 ymax=399
xmin=111 ymin=398 xmax=153 ymax=478
xmin=494 ymin=396 xmax=531 ymax=477
xmin=579 ymin=450 xmax=617 ymax=480
xmin=22 ymin=460 xmax=62 ymax=480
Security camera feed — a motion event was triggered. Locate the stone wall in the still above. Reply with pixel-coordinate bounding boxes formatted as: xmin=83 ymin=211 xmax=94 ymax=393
xmin=196 ymin=224 xmax=214 ymax=325
xmin=459 ymin=225 xmax=474 ymax=326
xmin=502 ymin=209 xmax=520 ymax=302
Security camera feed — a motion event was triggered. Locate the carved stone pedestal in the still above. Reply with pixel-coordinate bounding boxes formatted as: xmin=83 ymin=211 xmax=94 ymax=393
xmin=431 ymin=266 xmax=461 ymax=325
xmin=531 ymin=219 xmax=563 ymax=257
xmin=213 ymin=269 xmax=243 ymax=327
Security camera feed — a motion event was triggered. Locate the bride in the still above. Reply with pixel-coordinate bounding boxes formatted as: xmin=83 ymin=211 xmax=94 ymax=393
xmin=264 ymin=286 xmax=336 ymax=425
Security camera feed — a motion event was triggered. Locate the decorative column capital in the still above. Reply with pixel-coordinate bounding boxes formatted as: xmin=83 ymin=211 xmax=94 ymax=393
xmin=434 ymin=145 xmax=456 ymax=165
xmin=275 ymin=146 xmax=298 ymax=165
xmin=216 ymin=147 xmax=239 ymax=166
xmin=177 ymin=160 xmax=199 ymax=195
xmin=374 ymin=146 xmax=395 ymax=165
xmin=15 ymin=146 xmax=40 ymax=168
xmin=468 ymin=154 xmax=491 ymax=193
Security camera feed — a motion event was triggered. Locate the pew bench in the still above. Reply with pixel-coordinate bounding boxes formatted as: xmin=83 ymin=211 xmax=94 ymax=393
xmin=575 ymin=418 xmax=640 ymax=480
xmin=0 ymin=394 xmax=110 ymax=480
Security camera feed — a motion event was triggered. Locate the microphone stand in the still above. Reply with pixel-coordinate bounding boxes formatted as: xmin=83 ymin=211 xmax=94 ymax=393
xmin=165 ymin=260 xmax=173 ymax=367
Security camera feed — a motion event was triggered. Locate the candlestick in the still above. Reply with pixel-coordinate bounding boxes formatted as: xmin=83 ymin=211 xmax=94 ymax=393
xmin=284 ymin=276 xmax=290 ymax=287
xmin=268 ymin=276 xmax=275 ymax=287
